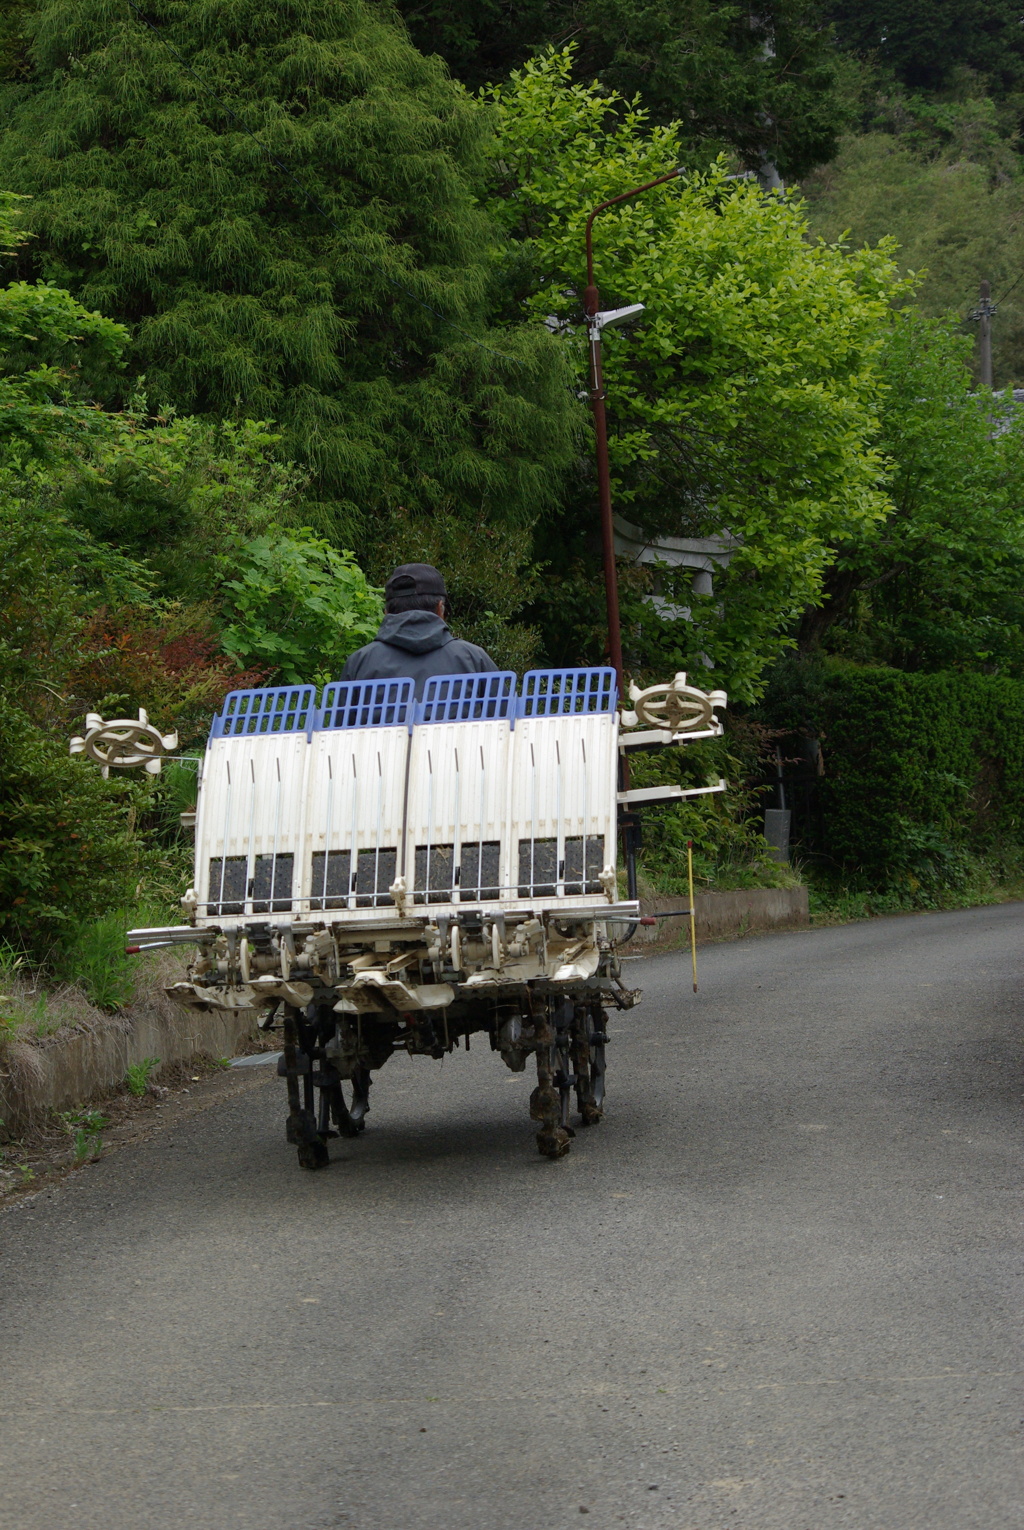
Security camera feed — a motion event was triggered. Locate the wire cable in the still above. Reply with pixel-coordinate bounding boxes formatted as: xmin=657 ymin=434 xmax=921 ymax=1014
xmin=121 ymin=0 xmax=516 ymax=363
xmin=967 ymin=268 xmax=1024 ymax=321
xmin=994 ymin=268 xmax=1024 ymax=306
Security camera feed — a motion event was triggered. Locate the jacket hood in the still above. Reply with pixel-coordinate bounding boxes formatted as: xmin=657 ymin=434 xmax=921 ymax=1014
xmin=374 ymin=610 xmax=454 ymax=655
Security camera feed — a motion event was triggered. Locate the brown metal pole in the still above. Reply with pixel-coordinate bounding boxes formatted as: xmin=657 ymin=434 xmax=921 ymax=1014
xmin=584 ymin=286 xmax=624 ymax=689
xmin=582 ymin=168 xmax=683 ymax=692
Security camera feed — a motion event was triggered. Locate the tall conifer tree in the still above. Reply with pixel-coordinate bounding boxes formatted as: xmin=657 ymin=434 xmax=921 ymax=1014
xmin=0 ymin=0 xmax=579 ymax=566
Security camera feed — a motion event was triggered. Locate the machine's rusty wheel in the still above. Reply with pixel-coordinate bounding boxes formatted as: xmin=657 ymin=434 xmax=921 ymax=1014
xmin=531 ymin=1031 xmax=574 ymax=1158
xmin=574 ymin=1005 xmax=607 ymax=1126
xmin=282 ymin=1006 xmax=335 ymax=1170
xmin=328 ymin=1068 xmax=371 ymax=1137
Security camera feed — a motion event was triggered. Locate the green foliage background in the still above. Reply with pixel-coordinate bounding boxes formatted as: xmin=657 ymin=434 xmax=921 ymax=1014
xmin=759 ymin=657 xmax=1024 ymax=896
xmin=488 ymin=52 xmax=902 ymax=698
xmin=798 ymin=309 xmax=1024 ymax=673
xmin=397 ymin=0 xmax=842 ymax=179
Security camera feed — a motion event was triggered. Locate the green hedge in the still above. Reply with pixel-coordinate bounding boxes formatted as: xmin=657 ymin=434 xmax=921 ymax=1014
xmin=759 ymin=659 xmax=1024 ymax=886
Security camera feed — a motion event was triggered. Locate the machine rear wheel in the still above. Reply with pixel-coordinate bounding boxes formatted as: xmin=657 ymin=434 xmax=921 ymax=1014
xmin=552 ymin=1037 xmax=573 ymax=1131
xmin=329 ymin=1068 xmax=371 ymax=1137
xmin=575 ymin=1007 xmax=607 ymax=1126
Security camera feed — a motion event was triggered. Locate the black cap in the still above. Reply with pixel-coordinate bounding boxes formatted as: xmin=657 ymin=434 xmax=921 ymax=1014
xmin=385 ymin=563 xmax=447 ymax=601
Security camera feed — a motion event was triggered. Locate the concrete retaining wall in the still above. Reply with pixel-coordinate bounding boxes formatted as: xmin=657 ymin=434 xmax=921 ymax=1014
xmin=635 ymin=886 xmax=809 ymax=945
xmin=0 ymin=984 xmax=257 ymax=1137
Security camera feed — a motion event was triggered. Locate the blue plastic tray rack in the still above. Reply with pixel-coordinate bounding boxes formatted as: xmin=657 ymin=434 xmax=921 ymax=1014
xmin=517 ymin=668 xmax=617 ymax=717
xmin=416 ymin=672 xmax=517 ymax=724
xmin=317 ymin=678 xmax=415 ymax=731
xmin=210 ymin=686 xmax=316 ymax=739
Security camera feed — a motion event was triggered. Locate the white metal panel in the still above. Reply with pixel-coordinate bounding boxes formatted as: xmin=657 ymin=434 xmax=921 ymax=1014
xmin=509 ymin=714 xmax=617 ymax=903
xmin=302 ymin=726 xmax=410 ymax=914
xmin=403 ymin=719 xmax=512 ymax=907
xmin=195 ymin=733 xmax=310 ymax=923
xmin=193 ymin=670 xmax=624 ymax=930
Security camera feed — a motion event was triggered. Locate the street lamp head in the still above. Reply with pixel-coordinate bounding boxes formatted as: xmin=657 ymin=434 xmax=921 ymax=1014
xmin=591 ymin=303 xmax=646 ymax=333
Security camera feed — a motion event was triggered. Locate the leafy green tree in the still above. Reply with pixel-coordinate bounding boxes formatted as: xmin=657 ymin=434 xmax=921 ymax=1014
xmin=0 ymin=217 xmax=315 ymax=601
xmin=219 ymin=529 xmax=384 ymax=685
xmin=0 ymin=498 xmax=145 ymax=961
xmin=488 ymin=52 xmax=903 ymax=698
xmin=0 ymin=694 xmax=142 ymax=959
xmin=800 ymin=310 xmax=1024 ymax=674
xmin=0 ymin=209 xmax=376 ymax=954
xmin=0 ymin=0 xmax=580 ymax=580
xmin=0 ymin=279 xmax=128 ymax=467
xmin=398 ymin=0 xmax=841 ymax=178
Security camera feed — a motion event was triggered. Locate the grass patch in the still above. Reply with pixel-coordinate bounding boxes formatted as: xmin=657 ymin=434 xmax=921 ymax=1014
xmin=807 ymin=849 xmax=1024 ymax=926
xmin=0 ymin=939 xmax=27 ymax=984
xmin=57 ymin=1108 xmax=108 ymax=1165
xmin=634 ymin=847 xmax=802 ymax=901
xmin=126 ymin=1056 xmax=161 ymax=1096
xmin=54 ymin=911 xmax=136 ymax=1010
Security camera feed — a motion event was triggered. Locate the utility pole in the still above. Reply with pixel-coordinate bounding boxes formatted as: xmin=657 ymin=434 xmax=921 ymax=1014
xmin=975 ymin=279 xmax=995 ymax=387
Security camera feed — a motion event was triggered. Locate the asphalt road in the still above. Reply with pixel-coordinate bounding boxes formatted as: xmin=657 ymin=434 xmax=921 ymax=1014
xmin=1 ymin=905 xmax=1023 ymax=1530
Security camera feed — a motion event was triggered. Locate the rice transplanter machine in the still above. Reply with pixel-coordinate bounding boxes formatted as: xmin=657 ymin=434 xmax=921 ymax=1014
xmin=76 ymin=667 xmax=726 ymax=1166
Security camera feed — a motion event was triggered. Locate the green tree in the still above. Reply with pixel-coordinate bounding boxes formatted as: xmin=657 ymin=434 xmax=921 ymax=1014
xmin=218 ymin=529 xmax=384 ymax=685
xmin=0 ymin=216 xmax=371 ymax=954
xmin=0 ymin=211 xmax=314 ymax=602
xmin=800 ymin=310 xmax=1024 ymax=674
xmin=0 ymin=278 xmax=128 ymax=467
xmin=488 ymin=52 xmax=903 ymax=698
xmin=0 ymin=693 xmax=142 ymax=958
xmin=0 ymin=0 xmax=579 ymax=580
xmin=60 ymin=411 xmax=311 ymax=598
xmin=0 ymin=498 xmax=145 ymax=961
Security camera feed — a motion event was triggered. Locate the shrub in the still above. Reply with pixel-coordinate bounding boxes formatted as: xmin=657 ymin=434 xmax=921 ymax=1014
xmin=69 ymin=602 xmax=268 ymax=751
xmin=758 ymin=657 xmax=1024 ymax=890
xmin=0 ymin=697 xmax=141 ymax=962
xmin=219 ymin=529 xmax=383 ymax=685
xmin=126 ymin=1056 xmax=160 ymax=1097
xmin=625 ymin=715 xmax=796 ymax=893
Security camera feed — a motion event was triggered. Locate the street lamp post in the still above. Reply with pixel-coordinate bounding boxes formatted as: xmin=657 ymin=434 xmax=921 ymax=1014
xmin=583 ymin=168 xmax=684 ymax=690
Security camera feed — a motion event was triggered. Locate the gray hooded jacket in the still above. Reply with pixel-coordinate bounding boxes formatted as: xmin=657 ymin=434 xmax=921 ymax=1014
xmin=338 ymin=611 xmax=497 ymax=698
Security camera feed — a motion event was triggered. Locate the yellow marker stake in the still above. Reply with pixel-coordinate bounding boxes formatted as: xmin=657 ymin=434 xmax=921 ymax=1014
xmin=687 ymin=839 xmax=698 ymax=992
